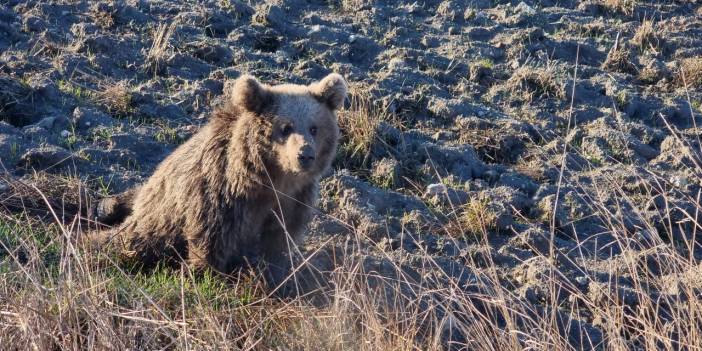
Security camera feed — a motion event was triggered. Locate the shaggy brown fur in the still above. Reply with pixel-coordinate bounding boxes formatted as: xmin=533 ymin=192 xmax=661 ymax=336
xmin=94 ymin=74 xmax=346 ymax=276
xmin=90 ymin=186 xmax=140 ymax=225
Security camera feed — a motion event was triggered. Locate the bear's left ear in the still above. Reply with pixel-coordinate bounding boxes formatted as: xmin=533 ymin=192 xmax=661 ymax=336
xmin=231 ymin=74 xmax=271 ymax=113
xmin=310 ymin=73 xmax=347 ymax=111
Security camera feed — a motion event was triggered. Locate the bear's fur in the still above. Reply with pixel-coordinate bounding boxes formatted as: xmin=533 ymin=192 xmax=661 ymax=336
xmin=96 ymin=73 xmax=346 ymax=276
xmin=91 ymin=186 xmax=140 ymax=225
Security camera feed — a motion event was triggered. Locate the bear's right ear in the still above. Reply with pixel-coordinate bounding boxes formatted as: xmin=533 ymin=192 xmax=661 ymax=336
xmin=231 ymin=75 xmax=270 ymax=113
xmin=310 ymin=73 xmax=347 ymax=111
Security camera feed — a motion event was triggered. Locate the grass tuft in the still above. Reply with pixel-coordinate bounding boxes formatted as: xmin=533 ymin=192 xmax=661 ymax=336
xmin=95 ymin=81 xmax=133 ymax=117
xmin=336 ymin=84 xmax=393 ymax=169
xmin=631 ymin=18 xmax=661 ymax=53
xmin=601 ymin=0 xmax=638 ymax=15
xmin=460 ymin=195 xmax=498 ymax=237
xmin=506 ymin=65 xmax=565 ymax=103
xmin=679 ymin=56 xmax=702 ymax=88
xmin=145 ymin=23 xmax=176 ymax=75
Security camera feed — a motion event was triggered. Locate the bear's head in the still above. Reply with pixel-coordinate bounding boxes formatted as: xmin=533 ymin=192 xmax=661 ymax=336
xmin=229 ymin=73 xmax=347 ymax=178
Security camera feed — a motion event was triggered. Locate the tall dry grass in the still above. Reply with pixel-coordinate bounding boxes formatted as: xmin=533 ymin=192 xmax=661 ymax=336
xmin=3 ymin=133 xmax=701 ymax=351
xmin=1 ymin=82 xmax=702 ymax=351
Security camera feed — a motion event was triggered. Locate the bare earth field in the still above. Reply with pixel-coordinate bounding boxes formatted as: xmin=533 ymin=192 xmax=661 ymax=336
xmin=1 ymin=0 xmax=702 ymax=349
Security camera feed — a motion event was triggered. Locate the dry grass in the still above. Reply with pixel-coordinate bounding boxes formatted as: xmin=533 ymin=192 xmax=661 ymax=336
xmin=3 ymin=137 xmax=702 ymax=349
xmin=332 ymin=0 xmax=370 ymax=13
xmin=679 ymin=57 xmax=702 ymax=88
xmin=336 ymin=84 xmax=394 ymax=168
xmin=603 ymin=34 xmax=637 ymax=74
xmin=145 ymin=22 xmax=176 ymax=75
xmin=601 ymin=0 xmax=638 ymax=15
xmin=506 ymin=65 xmax=565 ymax=103
xmin=631 ymin=19 xmax=661 ymax=53
xmin=89 ymin=3 xmax=115 ymax=29
xmin=94 ymin=81 xmax=133 ymax=117
xmin=459 ymin=196 xmax=498 ymax=237
xmin=0 ymin=208 xmax=451 ymax=349
xmin=0 ymin=172 xmax=89 ymax=221
xmin=3 ymin=82 xmax=702 ymax=350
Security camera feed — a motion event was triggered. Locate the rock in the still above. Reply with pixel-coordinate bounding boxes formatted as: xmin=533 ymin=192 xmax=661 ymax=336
xmin=34 ymin=115 xmax=69 ymax=132
xmin=426 ymin=183 xmax=447 ymax=197
xmin=497 ymin=171 xmax=539 ymax=196
xmin=253 ymin=4 xmax=302 ymax=37
xmin=191 ymin=42 xmax=233 ymax=65
xmin=72 ymin=107 xmax=115 ymax=131
xmin=512 ymin=227 xmax=551 ymax=255
xmin=416 ymin=143 xmax=486 ymax=182
xmin=18 ymin=145 xmax=77 ymax=171
xmin=515 ymin=2 xmax=536 ymax=15
xmin=165 ymin=53 xmax=213 ymax=80
xmin=205 ymin=9 xmax=247 ymax=37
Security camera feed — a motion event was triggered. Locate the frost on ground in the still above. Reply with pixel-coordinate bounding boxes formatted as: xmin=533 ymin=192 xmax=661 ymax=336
xmin=1 ymin=0 xmax=702 ymax=350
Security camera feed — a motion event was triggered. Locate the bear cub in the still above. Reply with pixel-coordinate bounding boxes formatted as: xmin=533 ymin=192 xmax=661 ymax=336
xmin=94 ymin=73 xmax=347 ymax=282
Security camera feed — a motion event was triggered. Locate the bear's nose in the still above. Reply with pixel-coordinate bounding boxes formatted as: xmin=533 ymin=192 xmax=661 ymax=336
xmin=298 ymin=154 xmax=315 ymax=170
xmin=298 ymin=146 xmax=315 ymax=169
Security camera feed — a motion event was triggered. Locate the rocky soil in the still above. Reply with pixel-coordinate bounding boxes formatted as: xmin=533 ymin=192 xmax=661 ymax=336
xmin=2 ymin=0 xmax=702 ymax=349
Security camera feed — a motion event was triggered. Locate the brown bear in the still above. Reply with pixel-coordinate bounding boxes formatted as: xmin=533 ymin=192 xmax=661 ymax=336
xmin=93 ymin=73 xmax=346 ymax=280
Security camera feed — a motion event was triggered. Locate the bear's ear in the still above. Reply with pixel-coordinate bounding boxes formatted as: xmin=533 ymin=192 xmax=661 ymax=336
xmin=231 ymin=75 xmax=270 ymax=113
xmin=310 ymin=73 xmax=347 ymax=111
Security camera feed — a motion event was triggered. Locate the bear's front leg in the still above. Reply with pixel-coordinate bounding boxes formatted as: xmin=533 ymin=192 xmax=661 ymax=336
xmin=260 ymin=183 xmax=317 ymax=291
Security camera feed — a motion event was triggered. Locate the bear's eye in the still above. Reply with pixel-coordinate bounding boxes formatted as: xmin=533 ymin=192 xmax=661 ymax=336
xmin=309 ymin=126 xmax=317 ymax=136
xmin=281 ymin=125 xmax=293 ymax=137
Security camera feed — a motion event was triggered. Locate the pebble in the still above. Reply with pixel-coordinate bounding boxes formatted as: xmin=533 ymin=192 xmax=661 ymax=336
xmin=575 ymin=276 xmax=588 ymax=286
xmin=671 ymin=175 xmax=688 ymax=188
xmin=515 ymin=2 xmax=536 ymax=15
xmin=425 ymin=183 xmax=447 ymax=196
xmin=308 ymin=25 xmax=321 ymax=35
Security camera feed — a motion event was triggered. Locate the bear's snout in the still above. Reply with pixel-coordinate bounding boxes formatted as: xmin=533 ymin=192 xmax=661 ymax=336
xmin=298 ymin=145 xmax=316 ymax=170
